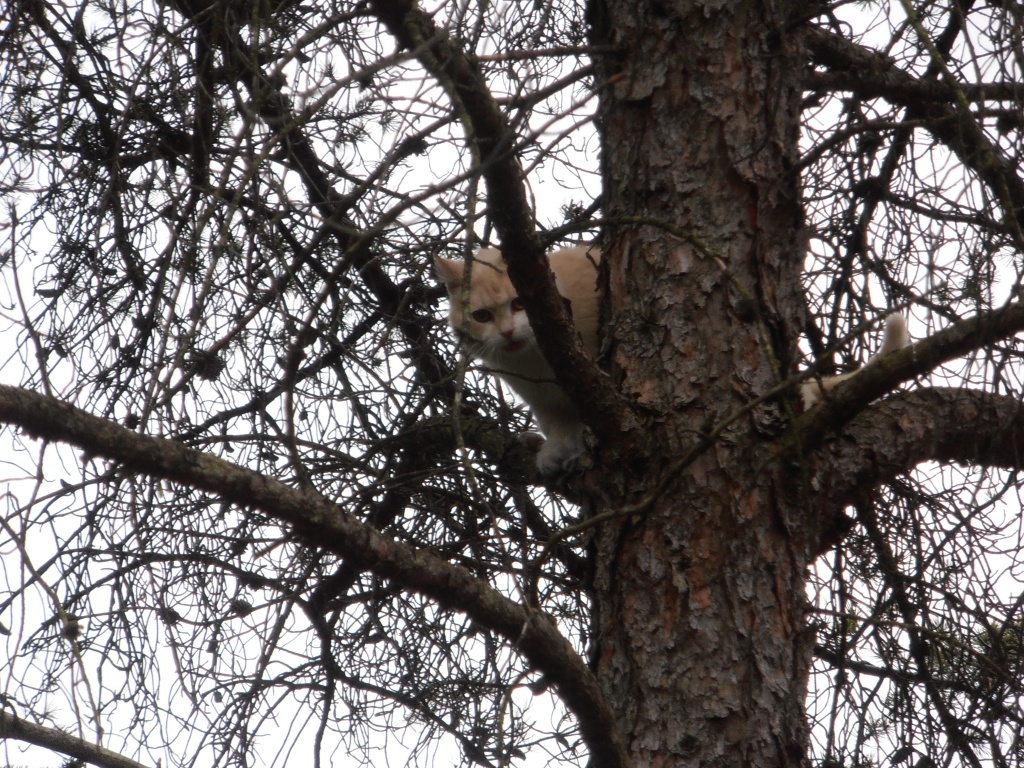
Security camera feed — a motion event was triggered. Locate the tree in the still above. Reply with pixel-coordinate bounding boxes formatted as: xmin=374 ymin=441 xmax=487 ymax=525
xmin=1 ymin=0 xmax=1023 ymax=766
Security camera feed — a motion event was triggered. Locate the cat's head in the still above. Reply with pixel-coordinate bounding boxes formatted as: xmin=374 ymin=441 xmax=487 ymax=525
xmin=434 ymin=248 xmax=535 ymax=358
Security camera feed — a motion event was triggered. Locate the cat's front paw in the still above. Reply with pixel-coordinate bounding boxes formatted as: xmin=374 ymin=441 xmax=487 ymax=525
xmin=533 ymin=434 xmax=585 ymax=478
xmin=518 ymin=431 xmax=546 ymax=453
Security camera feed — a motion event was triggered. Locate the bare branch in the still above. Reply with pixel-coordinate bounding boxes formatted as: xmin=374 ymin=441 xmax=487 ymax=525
xmin=367 ymin=0 xmax=632 ymax=448
xmin=0 ymin=385 xmax=628 ymax=768
xmin=806 ymin=26 xmax=1024 ymax=241
xmin=804 ymin=72 xmax=1024 ymax=106
xmin=0 ymin=709 xmax=152 ymax=768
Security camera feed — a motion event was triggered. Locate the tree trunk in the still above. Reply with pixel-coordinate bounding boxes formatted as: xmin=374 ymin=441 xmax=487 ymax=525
xmin=588 ymin=1 xmax=813 ymax=765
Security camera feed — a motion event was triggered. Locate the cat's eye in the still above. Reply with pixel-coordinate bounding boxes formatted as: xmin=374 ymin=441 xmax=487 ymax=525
xmin=510 ymin=298 xmax=524 ymax=312
xmin=471 ymin=309 xmax=494 ymax=323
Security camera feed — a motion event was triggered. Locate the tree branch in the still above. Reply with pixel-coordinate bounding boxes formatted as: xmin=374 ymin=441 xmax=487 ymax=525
xmin=852 ymin=496 xmax=985 ymax=768
xmin=366 ymin=0 xmax=631 ymax=447
xmin=790 ymin=301 xmax=1024 ymax=449
xmin=0 ymin=385 xmax=628 ymax=768
xmin=806 ymin=387 xmax=1024 ymax=522
xmin=0 ymin=709 xmax=152 ymax=768
xmin=804 ymin=71 xmax=1024 ymax=106
xmin=806 ymin=26 xmax=1024 ymax=240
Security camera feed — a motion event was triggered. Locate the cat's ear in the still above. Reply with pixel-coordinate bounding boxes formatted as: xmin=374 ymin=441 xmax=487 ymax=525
xmin=433 ymin=255 xmax=464 ymax=289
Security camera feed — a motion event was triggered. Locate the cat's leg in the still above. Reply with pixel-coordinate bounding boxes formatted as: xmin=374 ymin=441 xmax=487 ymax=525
xmin=529 ymin=405 xmax=586 ymax=476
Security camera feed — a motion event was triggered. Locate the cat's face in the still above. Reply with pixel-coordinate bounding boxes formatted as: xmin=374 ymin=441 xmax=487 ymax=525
xmin=434 ymin=249 xmax=536 ymax=359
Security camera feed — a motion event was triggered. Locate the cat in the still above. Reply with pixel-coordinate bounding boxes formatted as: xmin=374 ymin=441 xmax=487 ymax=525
xmin=800 ymin=313 xmax=910 ymax=407
xmin=434 ymin=246 xmax=600 ymax=475
xmin=436 ymin=246 xmax=910 ymax=474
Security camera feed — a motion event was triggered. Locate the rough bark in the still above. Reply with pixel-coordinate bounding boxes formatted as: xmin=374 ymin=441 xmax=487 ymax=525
xmin=806 ymin=388 xmax=1024 ymax=524
xmin=588 ymin=1 xmax=812 ymax=766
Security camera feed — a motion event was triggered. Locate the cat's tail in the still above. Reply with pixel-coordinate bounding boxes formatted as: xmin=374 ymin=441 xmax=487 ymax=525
xmin=871 ymin=313 xmax=910 ymax=361
xmin=802 ymin=313 xmax=910 ymax=408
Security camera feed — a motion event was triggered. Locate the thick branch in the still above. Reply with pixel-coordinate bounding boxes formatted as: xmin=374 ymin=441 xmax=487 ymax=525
xmin=0 ymin=710 xmax=151 ymax=768
xmin=805 ymin=387 xmax=1024 ymax=520
xmin=366 ymin=0 xmax=630 ymax=447
xmin=790 ymin=301 xmax=1024 ymax=449
xmin=0 ymin=385 xmax=628 ymax=768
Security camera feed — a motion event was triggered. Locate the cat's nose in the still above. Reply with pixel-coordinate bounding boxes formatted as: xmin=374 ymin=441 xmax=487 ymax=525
xmin=500 ymin=328 xmax=515 ymax=339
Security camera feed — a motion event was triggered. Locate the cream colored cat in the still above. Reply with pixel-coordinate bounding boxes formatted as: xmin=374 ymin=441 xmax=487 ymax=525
xmin=434 ymin=246 xmax=600 ymax=475
xmin=436 ymin=246 xmax=909 ymax=474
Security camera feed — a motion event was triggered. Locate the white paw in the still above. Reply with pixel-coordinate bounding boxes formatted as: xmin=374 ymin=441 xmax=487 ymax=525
xmin=534 ymin=434 xmax=584 ymax=477
xmin=518 ymin=431 xmax=546 ymax=453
